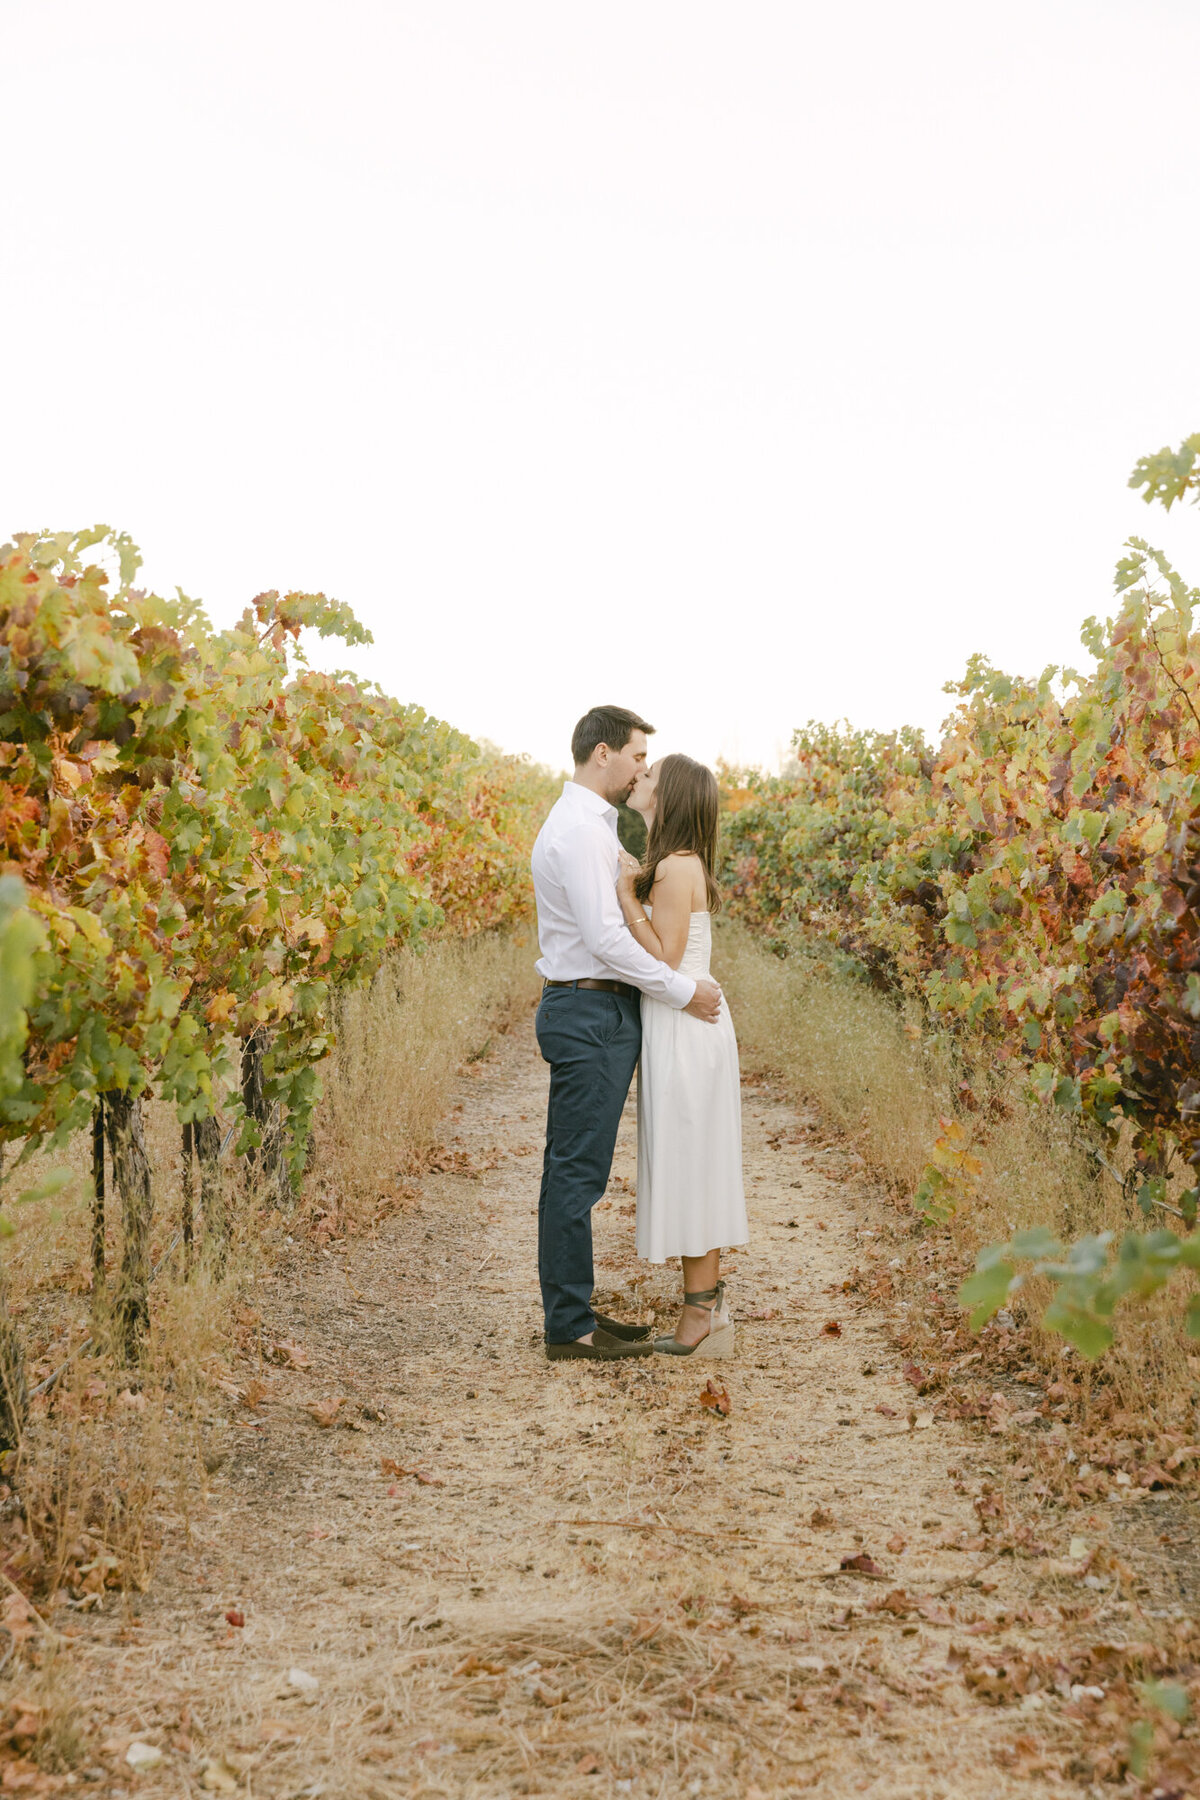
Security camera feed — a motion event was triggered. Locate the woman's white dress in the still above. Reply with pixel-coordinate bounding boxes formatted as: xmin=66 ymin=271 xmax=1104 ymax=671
xmin=636 ymin=911 xmax=749 ymax=1262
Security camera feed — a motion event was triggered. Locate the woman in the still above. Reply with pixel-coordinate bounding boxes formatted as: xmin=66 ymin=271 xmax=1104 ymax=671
xmin=616 ymin=754 xmax=748 ymax=1357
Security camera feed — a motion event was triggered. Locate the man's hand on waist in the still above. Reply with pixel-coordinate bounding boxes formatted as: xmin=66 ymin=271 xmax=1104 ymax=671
xmin=684 ymin=979 xmax=722 ymax=1023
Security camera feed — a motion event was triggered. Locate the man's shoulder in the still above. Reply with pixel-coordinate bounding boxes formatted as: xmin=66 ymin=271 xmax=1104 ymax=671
xmin=535 ymin=812 xmax=604 ymax=871
xmin=544 ymin=799 xmax=611 ymax=843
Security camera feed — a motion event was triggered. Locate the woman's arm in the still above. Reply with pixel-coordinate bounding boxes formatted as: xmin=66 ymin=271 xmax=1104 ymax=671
xmin=617 ymin=854 xmax=697 ymax=969
xmin=616 ymin=852 xmax=667 ymax=959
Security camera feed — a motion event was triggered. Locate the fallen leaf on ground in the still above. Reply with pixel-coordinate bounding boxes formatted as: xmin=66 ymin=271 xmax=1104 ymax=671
xmin=840 ymin=1553 xmax=885 ymax=1577
xmin=1 ymin=1594 xmax=38 ymax=1645
xmin=576 ymin=1754 xmax=602 ymax=1774
xmin=0 ymin=1759 xmax=54 ymax=1792
xmin=874 ymin=1404 xmax=898 ymax=1418
xmin=886 ymin=1534 xmax=906 ymax=1555
xmin=306 ymin=1397 xmax=345 ymax=1429
xmin=822 ymin=1320 xmax=842 ymax=1337
xmin=810 ymin=1507 xmax=835 ymax=1528
xmin=699 ymin=1379 xmax=731 ymax=1416
xmin=224 ymin=1608 xmax=245 ymax=1628
xmin=241 ymin=1378 xmax=271 ymax=1409
xmin=910 ymin=1410 xmax=934 ymax=1431
xmin=453 ymin=1653 xmax=506 ymax=1676
xmin=872 ymin=1588 xmax=914 ymax=1616
xmin=267 ymin=1339 xmax=311 ymax=1369
xmin=7 ymin=1704 xmax=42 ymax=1747
xmin=381 ymin=1457 xmax=445 ymax=1486
xmin=962 ymin=1655 xmax=1038 ymax=1704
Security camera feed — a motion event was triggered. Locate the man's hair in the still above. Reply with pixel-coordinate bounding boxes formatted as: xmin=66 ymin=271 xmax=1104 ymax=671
xmin=571 ymin=705 xmax=655 ymax=767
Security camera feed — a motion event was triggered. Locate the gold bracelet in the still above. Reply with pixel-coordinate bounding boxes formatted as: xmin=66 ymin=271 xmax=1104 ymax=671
xmin=629 ymin=915 xmax=649 ymax=927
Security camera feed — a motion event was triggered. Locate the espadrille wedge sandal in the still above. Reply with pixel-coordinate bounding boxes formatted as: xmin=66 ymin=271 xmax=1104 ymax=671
xmin=653 ymin=1281 xmax=734 ymax=1358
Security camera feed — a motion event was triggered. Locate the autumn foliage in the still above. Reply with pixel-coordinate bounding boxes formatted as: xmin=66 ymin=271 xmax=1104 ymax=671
xmin=722 ymin=435 xmax=1200 ymax=1354
xmin=0 ymin=527 xmax=551 ymax=1176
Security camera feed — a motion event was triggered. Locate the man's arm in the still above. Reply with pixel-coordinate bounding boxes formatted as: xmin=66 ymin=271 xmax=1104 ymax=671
xmin=558 ymin=826 xmax=696 ymax=1008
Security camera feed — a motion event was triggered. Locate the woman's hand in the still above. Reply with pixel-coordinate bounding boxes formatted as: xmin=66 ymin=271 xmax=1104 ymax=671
xmin=616 ymin=849 xmax=640 ymax=893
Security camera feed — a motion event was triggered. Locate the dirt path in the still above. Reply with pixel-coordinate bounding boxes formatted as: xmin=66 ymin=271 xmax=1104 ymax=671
xmin=68 ymin=1015 xmax=1109 ymax=1798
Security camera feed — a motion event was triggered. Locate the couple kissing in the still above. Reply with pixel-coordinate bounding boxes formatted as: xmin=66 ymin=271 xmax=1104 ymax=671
xmin=531 ymin=705 xmax=748 ymax=1363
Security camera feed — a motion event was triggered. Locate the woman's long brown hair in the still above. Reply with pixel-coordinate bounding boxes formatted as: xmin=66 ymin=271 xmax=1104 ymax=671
xmin=634 ymin=753 xmax=723 ymax=913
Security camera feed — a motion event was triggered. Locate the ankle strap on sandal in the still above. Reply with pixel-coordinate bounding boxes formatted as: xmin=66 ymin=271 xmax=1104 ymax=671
xmin=683 ymin=1284 xmax=721 ymax=1306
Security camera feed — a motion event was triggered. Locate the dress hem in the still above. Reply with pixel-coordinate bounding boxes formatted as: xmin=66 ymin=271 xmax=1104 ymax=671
xmin=636 ymin=1236 xmax=750 ymax=1264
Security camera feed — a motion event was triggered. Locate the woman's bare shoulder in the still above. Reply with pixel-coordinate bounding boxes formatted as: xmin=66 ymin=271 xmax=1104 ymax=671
xmin=653 ymin=851 xmax=703 ymax=885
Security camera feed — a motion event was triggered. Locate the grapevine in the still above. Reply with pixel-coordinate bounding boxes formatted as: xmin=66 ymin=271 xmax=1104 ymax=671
xmin=0 ymin=527 xmax=551 ymax=1356
xmin=721 ymin=435 xmax=1200 ymax=1355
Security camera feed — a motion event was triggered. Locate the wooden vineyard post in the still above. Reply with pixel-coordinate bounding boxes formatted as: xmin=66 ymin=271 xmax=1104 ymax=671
xmin=195 ymin=1116 xmax=225 ymax=1267
xmin=0 ymin=1268 xmax=27 ymax=1456
xmin=91 ymin=1095 xmax=106 ymax=1305
xmin=103 ymin=1091 xmax=153 ymax=1363
xmin=240 ymin=1030 xmax=291 ymax=1207
xmin=181 ymin=1121 xmax=194 ymax=1273
xmin=0 ymin=1143 xmax=27 ymax=1456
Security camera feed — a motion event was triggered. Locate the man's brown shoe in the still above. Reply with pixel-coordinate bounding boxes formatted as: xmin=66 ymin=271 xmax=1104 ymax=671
xmin=546 ymin=1327 xmax=653 ymax=1361
xmin=593 ymin=1311 xmax=652 ymax=1342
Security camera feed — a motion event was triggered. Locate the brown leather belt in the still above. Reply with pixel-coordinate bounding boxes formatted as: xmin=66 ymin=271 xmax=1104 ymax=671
xmin=543 ymin=978 xmax=638 ymax=1000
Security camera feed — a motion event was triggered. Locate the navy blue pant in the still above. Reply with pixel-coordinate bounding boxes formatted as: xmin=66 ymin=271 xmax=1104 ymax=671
xmin=535 ymin=985 xmax=642 ymax=1343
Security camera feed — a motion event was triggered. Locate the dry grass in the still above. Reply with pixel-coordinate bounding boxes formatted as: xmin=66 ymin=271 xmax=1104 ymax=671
xmin=0 ymin=929 xmax=541 ymax=1639
xmin=716 ymin=917 xmax=1200 ymax=1423
xmin=310 ymin=929 xmax=542 ymax=1226
xmin=716 ymin=918 xmax=947 ymax=1196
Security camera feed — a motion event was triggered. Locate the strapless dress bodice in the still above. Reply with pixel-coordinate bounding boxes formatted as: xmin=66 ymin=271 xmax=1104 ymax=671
xmin=644 ymin=908 xmax=711 ymax=980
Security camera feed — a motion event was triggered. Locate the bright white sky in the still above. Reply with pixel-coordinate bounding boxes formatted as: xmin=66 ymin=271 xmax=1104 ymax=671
xmin=4 ymin=1 xmax=1199 ymax=773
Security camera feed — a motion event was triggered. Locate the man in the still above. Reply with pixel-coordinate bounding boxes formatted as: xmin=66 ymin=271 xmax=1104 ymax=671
xmin=531 ymin=705 xmax=724 ymax=1361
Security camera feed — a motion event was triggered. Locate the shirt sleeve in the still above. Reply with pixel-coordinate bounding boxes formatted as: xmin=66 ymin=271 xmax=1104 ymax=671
xmin=558 ymin=824 xmax=696 ymax=1008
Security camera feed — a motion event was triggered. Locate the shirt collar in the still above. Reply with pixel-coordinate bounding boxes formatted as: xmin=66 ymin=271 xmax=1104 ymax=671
xmin=563 ymin=779 xmax=618 ymax=823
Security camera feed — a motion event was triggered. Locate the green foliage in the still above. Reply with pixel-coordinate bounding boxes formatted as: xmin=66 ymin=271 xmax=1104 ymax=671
xmin=0 ymin=878 xmax=43 ymax=1101
xmin=912 ymin=1120 xmax=982 ymax=1227
xmin=960 ymin=1225 xmax=1200 ymax=1359
xmin=616 ymin=803 xmax=648 ymax=860
xmin=1129 ymin=433 xmax=1200 ymax=511
xmin=1129 ymin=1678 xmax=1191 ymax=1780
xmin=721 ymin=724 xmax=933 ymax=943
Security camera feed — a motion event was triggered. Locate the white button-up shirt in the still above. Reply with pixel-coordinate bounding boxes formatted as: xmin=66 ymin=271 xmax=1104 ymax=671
xmin=531 ymin=781 xmax=696 ymax=1008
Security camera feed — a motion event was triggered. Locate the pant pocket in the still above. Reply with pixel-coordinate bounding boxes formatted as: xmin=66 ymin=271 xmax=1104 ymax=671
xmin=600 ymin=996 xmax=626 ymax=1045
